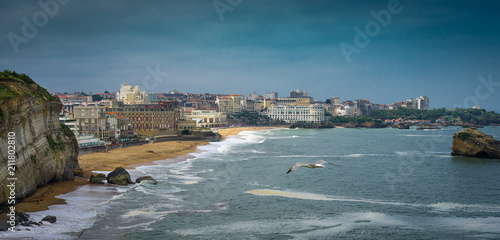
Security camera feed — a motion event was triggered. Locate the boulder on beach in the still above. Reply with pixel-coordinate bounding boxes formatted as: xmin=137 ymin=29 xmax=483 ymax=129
xmin=451 ymin=127 xmax=500 ymax=159
xmin=89 ymin=173 xmax=107 ymax=184
xmin=106 ymin=167 xmax=134 ymax=185
xmin=135 ymin=176 xmax=158 ymax=185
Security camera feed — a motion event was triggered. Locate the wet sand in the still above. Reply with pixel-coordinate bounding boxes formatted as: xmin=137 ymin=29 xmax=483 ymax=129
xmin=18 ymin=126 xmax=284 ymax=212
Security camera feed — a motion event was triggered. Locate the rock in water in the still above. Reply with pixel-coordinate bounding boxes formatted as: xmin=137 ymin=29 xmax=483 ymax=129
xmin=451 ymin=127 xmax=500 ymax=159
xmin=41 ymin=215 xmax=57 ymax=223
xmin=107 ymin=167 xmax=134 ymax=185
xmin=135 ymin=176 xmax=158 ymax=185
xmin=89 ymin=173 xmax=107 ymax=184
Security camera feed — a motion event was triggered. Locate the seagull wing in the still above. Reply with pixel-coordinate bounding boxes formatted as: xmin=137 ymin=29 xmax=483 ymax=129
xmin=286 ymin=163 xmax=305 ymax=174
xmin=313 ymin=160 xmax=338 ymax=166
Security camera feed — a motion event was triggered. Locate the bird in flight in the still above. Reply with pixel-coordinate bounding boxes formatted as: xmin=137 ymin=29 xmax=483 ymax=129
xmin=286 ymin=160 xmax=337 ymax=174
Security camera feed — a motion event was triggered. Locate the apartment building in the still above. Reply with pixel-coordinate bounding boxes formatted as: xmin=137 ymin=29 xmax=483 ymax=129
xmin=216 ymin=94 xmax=242 ymax=114
xmin=74 ymin=105 xmax=111 ymax=141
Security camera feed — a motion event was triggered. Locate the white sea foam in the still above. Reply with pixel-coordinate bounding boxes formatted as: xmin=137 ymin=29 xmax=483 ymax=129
xmin=174 ymin=212 xmax=404 ymax=238
xmin=245 ymin=189 xmax=420 ymax=208
xmin=429 ymin=202 xmax=500 ymax=213
xmin=0 ymin=184 xmax=125 ymax=240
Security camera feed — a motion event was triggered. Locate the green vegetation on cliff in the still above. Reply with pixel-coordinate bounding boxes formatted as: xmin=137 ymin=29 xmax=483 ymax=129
xmin=372 ymin=107 xmax=500 ymax=124
xmin=228 ymin=112 xmax=286 ymax=126
xmin=0 ymin=70 xmax=56 ymax=102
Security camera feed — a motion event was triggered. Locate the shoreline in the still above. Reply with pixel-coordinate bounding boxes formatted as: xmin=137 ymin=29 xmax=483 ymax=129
xmin=16 ymin=126 xmax=283 ymax=213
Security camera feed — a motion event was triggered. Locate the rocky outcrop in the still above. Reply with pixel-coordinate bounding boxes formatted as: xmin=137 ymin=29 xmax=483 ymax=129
xmin=0 ymin=73 xmax=78 ymax=206
xmin=451 ymin=127 xmax=500 ymax=159
xmin=89 ymin=174 xmax=107 ymax=184
xmin=107 ymin=167 xmax=134 ymax=185
xmin=135 ymin=176 xmax=158 ymax=185
xmin=289 ymin=122 xmax=335 ymax=129
xmin=41 ymin=215 xmax=56 ymax=223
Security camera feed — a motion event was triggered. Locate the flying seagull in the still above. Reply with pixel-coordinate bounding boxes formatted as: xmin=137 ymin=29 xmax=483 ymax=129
xmin=286 ymin=160 xmax=337 ymax=174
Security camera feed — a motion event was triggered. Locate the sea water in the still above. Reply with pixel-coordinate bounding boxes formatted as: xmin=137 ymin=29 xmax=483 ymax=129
xmin=3 ymin=126 xmax=500 ymax=239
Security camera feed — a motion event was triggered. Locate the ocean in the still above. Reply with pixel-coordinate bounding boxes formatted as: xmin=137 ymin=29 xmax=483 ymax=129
xmin=3 ymin=126 xmax=500 ymax=239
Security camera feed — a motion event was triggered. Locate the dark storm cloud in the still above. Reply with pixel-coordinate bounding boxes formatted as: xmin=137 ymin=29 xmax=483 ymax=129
xmin=1 ymin=0 xmax=499 ymax=110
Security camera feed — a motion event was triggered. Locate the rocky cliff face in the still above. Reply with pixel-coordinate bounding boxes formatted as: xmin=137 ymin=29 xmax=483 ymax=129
xmin=0 ymin=74 xmax=78 ymax=206
xmin=451 ymin=127 xmax=500 ymax=159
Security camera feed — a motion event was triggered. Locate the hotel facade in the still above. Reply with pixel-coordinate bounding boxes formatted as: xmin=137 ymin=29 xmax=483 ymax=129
xmin=107 ymin=101 xmax=181 ymax=135
xmin=266 ymin=104 xmax=325 ymax=123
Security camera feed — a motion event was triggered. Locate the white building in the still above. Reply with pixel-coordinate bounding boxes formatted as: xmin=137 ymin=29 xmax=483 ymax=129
xmin=264 ymin=91 xmax=278 ymax=100
xmin=416 ymin=96 xmax=429 ymax=110
xmin=186 ymin=110 xmax=227 ymax=128
xmin=117 ymin=82 xmax=147 ymax=104
xmin=266 ymin=104 xmax=325 ymax=123
xmin=216 ymin=94 xmax=242 ymax=114
xmin=336 ymin=105 xmax=353 ymax=116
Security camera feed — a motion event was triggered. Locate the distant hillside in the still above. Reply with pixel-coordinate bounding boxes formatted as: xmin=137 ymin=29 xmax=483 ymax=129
xmin=371 ymin=108 xmax=500 ymax=125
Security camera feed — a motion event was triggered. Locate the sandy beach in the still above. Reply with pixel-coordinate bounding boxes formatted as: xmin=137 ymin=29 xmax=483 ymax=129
xmin=17 ymin=126 xmax=284 ymax=213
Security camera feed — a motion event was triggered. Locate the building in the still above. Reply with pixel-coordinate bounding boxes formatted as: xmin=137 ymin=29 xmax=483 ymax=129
xmin=263 ymin=91 xmax=278 ymax=100
xmin=117 ymin=82 xmax=147 ymax=104
xmin=147 ymin=93 xmax=158 ymax=103
xmin=186 ymin=110 xmax=227 ymax=128
xmin=416 ymin=96 xmax=429 ymax=110
xmin=336 ymin=101 xmax=354 ymax=116
xmin=106 ymin=112 xmax=134 ymax=141
xmin=272 ymin=98 xmax=310 ymax=107
xmin=353 ymin=99 xmax=372 ymax=116
xmin=290 ymin=89 xmax=308 ymax=98
xmin=243 ymin=99 xmax=255 ymax=112
xmin=372 ymin=103 xmax=389 ymax=110
xmin=254 ymin=99 xmax=271 ymax=111
xmin=108 ymin=101 xmax=181 ymax=136
xmin=216 ymin=94 xmax=242 ymax=114
xmin=178 ymin=119 xmax=197 ymax=131
xmin=329 ymin=97 xmax=340 ymax=105
xmin=266 ymin=104 xmax=325 ymax=123
xmin=74 ymin=105 xmax=111 ymax=141
xmin=247 ymin=92 xmax=261 ymax=101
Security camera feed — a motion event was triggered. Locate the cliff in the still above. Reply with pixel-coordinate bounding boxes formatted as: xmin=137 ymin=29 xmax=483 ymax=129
xmin=0 ymin=72 xmax=78 ymax=206
xmin=451 ymin=127 xmax=500 ymax=159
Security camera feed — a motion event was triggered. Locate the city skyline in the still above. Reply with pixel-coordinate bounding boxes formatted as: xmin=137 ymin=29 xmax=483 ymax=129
xmin=1 ymin=0 xmax=499 ymax=111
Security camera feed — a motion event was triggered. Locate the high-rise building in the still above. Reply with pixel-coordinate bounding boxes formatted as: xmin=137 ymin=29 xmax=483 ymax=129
xmin=416 ymin=96 xmax=429 ymax=110
xmin=215 ymin=94 xmax=242 ymax=114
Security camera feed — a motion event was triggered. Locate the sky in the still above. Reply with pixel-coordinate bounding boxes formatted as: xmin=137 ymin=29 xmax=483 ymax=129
xmin=1 ymin=0 xmax=499 ymax=111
